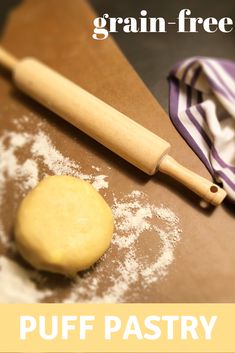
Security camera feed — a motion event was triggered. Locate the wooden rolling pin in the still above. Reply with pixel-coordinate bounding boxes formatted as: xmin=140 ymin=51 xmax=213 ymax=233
xmin=0 ymin=47 xmax=227 ymax=205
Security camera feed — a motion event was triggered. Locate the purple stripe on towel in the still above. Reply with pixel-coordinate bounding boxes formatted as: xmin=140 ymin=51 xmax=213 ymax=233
xmin=197 ymin=105 xmax=235 ymax=173
xmin=205 ymin=73 xmax=235 ymax=103
xmin=183 ymin=107 xmax=235 ymax=182
xmin=185 ymin=107 xmax=212 ymax=149
xmin=218 ymin=59 xmax=235 ymax=80
xmin=211 ymin=148 xmax=235 ymax=173
xmin=205 ymin=60 xmax=235 ymax=102
xmin=216 ymin=169 xmax=235 ymax=191
xmin=169 ymin=78 xmax=216 ymax=178
xmin=182 ymin=60 xmax=196 ymax=82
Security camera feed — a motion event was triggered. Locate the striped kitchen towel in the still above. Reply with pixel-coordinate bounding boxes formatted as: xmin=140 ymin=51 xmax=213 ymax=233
xmin=169 ymin=57 xmax=235 ymax=202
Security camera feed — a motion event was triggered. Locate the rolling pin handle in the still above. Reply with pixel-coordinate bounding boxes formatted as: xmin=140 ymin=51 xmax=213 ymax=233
xmin=159 ymin=155 xmax=227 ymax=206
xmin=0 ymin=46 xmax=18 ymax=72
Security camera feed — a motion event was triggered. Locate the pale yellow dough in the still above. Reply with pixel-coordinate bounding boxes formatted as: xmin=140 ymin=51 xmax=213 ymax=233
xmin=15 ymin=175 xmax=114 ymax=277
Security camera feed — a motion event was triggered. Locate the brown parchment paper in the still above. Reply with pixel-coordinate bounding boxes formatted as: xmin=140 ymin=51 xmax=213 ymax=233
xmin=0 ymin=0 xmax=234 ymax=303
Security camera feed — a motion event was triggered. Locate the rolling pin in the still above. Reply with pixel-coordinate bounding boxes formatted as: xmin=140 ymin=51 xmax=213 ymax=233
xmin=0 ymin=47 xmax=226 ymax=205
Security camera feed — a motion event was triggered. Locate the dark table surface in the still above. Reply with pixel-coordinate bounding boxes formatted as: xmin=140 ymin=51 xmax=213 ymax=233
xmin=91 ymin=0 xmax=235 ymax=112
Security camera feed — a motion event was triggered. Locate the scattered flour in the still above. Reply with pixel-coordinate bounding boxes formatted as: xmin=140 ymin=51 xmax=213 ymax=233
xmin=0 ymin=128 xmax=109 ymax=202
xmin=12 ymin=114 xmax=30 ymax=128
xmin=0 ymin=256 xmax=51 ymax=303
xmin=0 ymin=116 xmax=182 ymax=303
xmin=92 ymin=165 xmax=101 ymax=172
xmin=64 ymin=191 xmax=181 ymax=303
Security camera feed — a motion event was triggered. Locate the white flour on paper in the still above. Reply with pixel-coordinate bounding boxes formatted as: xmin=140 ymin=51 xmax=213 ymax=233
xmin=0 ymin=256 xmax=51 ymax=303
xmin=65 ymin=192 xmax=181 ymax=303
xmin=0 ymin=116 xmax=182 ymax=303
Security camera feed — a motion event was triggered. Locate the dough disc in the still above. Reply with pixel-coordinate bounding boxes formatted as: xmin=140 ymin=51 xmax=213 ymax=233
xmin=15 ymin=175 xmax=114 ymax=277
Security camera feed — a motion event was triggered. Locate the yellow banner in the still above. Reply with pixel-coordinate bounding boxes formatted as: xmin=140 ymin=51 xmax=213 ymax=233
xmin=0 ymin=304 xmax=234 ymax=352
